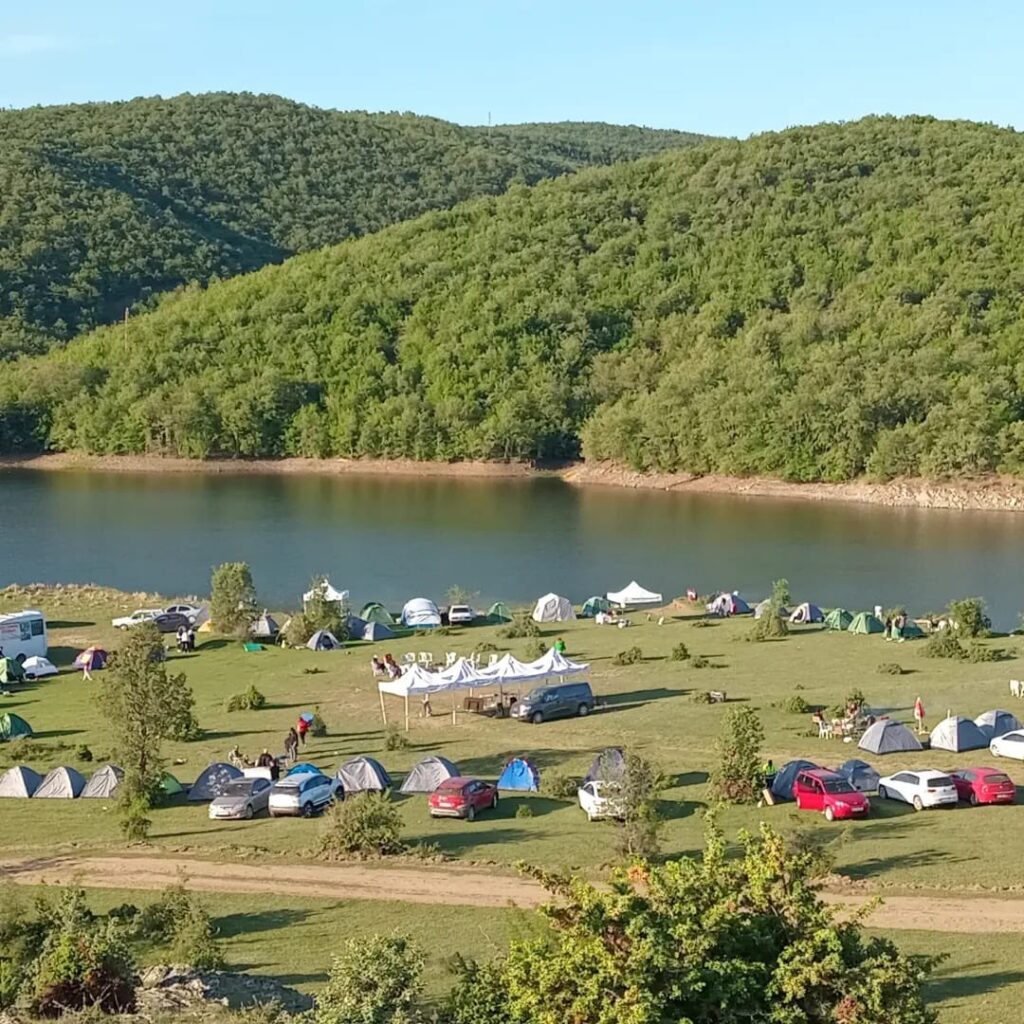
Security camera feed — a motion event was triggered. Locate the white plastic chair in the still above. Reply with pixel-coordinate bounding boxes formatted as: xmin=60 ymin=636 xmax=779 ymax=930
xmin=487 ymin=653 xmax=499 ymax=667
xmin=445 ymin=651 xmax=457 ymax=667
xmin=817 ymin=720 xmax=830 ymax=739
xmin=403 ymin=652 xmax=416 ymax=666
xmin=418 ymin=651 xmax=433 ymax=666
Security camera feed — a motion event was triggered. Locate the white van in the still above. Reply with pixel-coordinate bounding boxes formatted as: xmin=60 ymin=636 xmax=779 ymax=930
xmin=0 ymin=610 xmax=48 ymax=662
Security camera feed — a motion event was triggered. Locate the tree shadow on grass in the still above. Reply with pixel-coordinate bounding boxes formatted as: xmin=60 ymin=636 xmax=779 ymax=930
xmin=44 ymin=646 xmax=82 ymax=668
xmin=925 ymin=962 xmax=1024 ymax=1005
xmin=32 ymin=728 xmax=85 ymax=739
xmin=213 ymin=908 xmax=311 ymax=939
xmin=494 ymin=795 xmax=568 ymax=819
xmin=672 ymin=771 xmax=710 ymax=789
xmin=603 ymin=687 xmax=687 ymax=707
xmin=410 ymin=826 xmax=530 ymax=856
xmin=47 ymin=620 xmax=95 ymax=629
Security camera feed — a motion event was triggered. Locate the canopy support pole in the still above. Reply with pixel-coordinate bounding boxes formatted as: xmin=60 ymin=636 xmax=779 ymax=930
xmin=378 ymin=689 xmax=388 ymax=726
xmin=404 ymin=694 xmax=410 ymax=732
xmin=451 ymin=690 xmax=457 ymax=725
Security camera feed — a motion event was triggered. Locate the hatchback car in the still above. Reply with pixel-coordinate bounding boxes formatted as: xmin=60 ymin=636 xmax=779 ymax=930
xmin=165 ymin=603 xmax=204 ymax=625
xmin=577 ymin=780 xmax=625 ymax=821
xmin=951 ymin=767 xmax=1016 ymax=806
xmin=447 ymin=605 xmax=475 ymax=625
xmin=877 ymin=770 xmax=958 ymax=810
xmin=153 ymin=612 xmax=192 ymax=634
xmin=209 ymin=777 xmax=272 ymax=820
xmin=513 ymin=682 xmax=595 ymax=724
xmin=990 ymin=730 xmax=1024 ymax=760
xmin=793 ymin=769 xmax=870 ymax=821
xmin=268 ymin=773 xmax=338 ymax=817
xmin=427 ymin=777 xmax=498 ymax=820
xmin=111 ymin=609 xmax=163 ymax=630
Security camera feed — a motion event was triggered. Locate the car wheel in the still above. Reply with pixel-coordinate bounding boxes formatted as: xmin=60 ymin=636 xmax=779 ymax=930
xmin=824 ymin=807 xmax=835 ymax=822
xmin=912 ymin=796 xmax=923 ymax=811
xmin=969 ymin=792 xmax=979 ymax=807
xmin=302 ymin=802 xmax=315 ymax=818
xmin=878 ymin=785 xmax=888 ymax=800
xmin=577 ymin=703 xmax=590 ymax=717
xmin=244 ymin=804 xmax=254 ymax=820
xmin=466 ymin=805 xmax=476 ymax=822
xmin=531 ymin=712 xmax=543 ymax=725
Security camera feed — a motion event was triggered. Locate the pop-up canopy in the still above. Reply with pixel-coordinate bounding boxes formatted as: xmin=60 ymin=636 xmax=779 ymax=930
xmin=303 ymin=580 xmax=349 ymax=605
xmin=606 ymin=581 xmax=663 ymax=606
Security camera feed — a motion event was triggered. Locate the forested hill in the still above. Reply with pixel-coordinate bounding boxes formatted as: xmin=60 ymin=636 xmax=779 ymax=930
xmin=5 ymin=115 xmax=1024 ymax=484
xmin=0 ymin=92 xmax=705 ymax=358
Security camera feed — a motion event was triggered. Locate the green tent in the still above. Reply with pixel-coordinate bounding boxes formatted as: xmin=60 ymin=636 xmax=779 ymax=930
xmin=486 ymin=601 xmax=513 ymax=624
xmin=360 ymin=602 xmax=395 ymax=627
xmin=0 ymin=658 xmax=25 ymax=685
xmin=159 ymin=772 xmax=185 ymax=796
xmin=824 ymin=608 xmax=853 ymax=631
xmin=902 ymin=620 xmax=925 ymax=639
xmin=848 ymin=611 xmax=884 ymax=635
xmin=0 ymin=713 xmax=33 ymax=742
xmin=581 ymin=596 xmax=613 ymax=618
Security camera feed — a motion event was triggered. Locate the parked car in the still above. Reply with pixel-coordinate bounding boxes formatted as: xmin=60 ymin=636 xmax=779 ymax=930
xmin=268 ymin=772 xmax=338 ymax=817
xmin=577 ymin=780 xmax=625 ymax=821
xmin=153 ymin=612 xmax=192 ymax=634
xmin=990 ymin=730 xmax=1024 ymax=760
xmin=209 ymin=777 xmax=272 ymax=820
xmin=793 ymin=768 xmax=870 ymax=821
xmin=951 ymin=767 xmax=1016 ymax=806
xmin=165 ymin=603 xmax=204 ymax=625
xmin=447 ymin=605 xmax=475 ymax=625
xmin=513 ymin=681 xmax=595 ymax=724
xmin=427 ymin=777 xmax=498 ymax=820
xmin=877 ymin=770 xmax=958 ymax=811
xmin=111 ymin=609 xmax=163 ymax=630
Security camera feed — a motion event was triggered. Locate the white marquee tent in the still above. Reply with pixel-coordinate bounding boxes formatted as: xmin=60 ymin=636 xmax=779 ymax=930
xmin=532 ymin=593 xmax=576 ymax=623
xmin=303 ymin=580 xmax=349 ymax=605
xmin=606 ymin=581 xmax=663 ymax=606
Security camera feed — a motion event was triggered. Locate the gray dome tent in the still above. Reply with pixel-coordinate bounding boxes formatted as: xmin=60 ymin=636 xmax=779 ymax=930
xmin=335 ymin=756 xmax=391 ymax=794
xmin=306 ymin=629 xmax=341 ymax=651
xmin=583 ymin=747 xmax=626 ymax=784
xmin=82 ymin=764 xmax=124 ymax=799
xmin=34 ymin=766 xmax=86 ymax=799
xmin=251 ymin=612 xmax=280 ymax=639
xmin=858 ymin=720 xmax=922 ymax=755
xmin=770 ymin=760 xmax=819 ymax=801
xmin=400 ymin=755 xmax=460 ymax=794
xmin=188 ymin=762 xmax=243 ymax=801
xmin=975 ymin=709 xmax=1022 ymax=739
xmin=836 ymin=759 xmax=880 ymax=793
xmin=345 ymin=614 xmax=369 ymax=637
xmin=929 ymin=716 xmax=989 ymax=753
xmin=789 ymin=602 xmax=824 ymax=624
xmin=363 ymin=620 xmax=395 ymax=641
xmin=0 ymin=765 xmax=42 ymax=798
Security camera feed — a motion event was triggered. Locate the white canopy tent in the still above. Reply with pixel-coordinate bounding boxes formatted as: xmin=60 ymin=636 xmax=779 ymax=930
xmin=303 ymin=580 xmax=349 ymax=605
xmin=606 ymin=581 xmax=663 ymax=607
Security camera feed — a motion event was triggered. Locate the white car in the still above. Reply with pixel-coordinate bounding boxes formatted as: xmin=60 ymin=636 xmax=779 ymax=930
xmin=877 ymin=770 xmax=958 ymax=811
xmin=165 ymin=603 xmax=205 ymax=625
xmin=111 ymin=609 xmax=163 ymax=630
xmin=447 ymin=605 xmax=475 ymax=625
xmin=577 ymin=780 xmax=626 ymax=821
xmin=268 ymin=773 xmax=339 ymax=818
xmin=990 ymin=730 xmax=1024 ymax=760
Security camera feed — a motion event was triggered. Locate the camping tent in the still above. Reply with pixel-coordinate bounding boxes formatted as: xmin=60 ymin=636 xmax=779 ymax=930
xmin=188 ymin=762 xmax=243 ymax=801
xmin=345 ymin=614 xmax=369 ymax=637
xmin=525 ymin=648 xmax=589 ymax=679
xmin=770 ymin=760 xmax=819 ymax=801
xmin=287 ymin=762 xmax=321 ymax=776
xmin=82 ymin=764 xmax=124 ymax=798
xmin=754 ymin=599 xmax=790 ymax=620
xmin=0 ymin=657 xmax=26 ymax=684
xmin=0 ymin=766 xmax=42 ymax=798
xmin=485 ymin=602 xmax=513 ymax=624
xmin=836 ymin=759 xmax=881 ymax=793
xmin=303 ymin=580 xmax=349 ymax=605
xmin=824 ymin=608 xmax=853 ymax=631
xmin=74 ymin=647 xmax=108 ymax=670
xmin=34 ymin=766 xmax=86 ymax=798
xmin=22 ymin=656 xmax=58 ymax=679
xmin=707 ymin=593 xmax=750 ymax=616
xmin=400 ymin=755 xmax=460 ymax=794
xmin=581 ymin=596 xmax=613 ymax=618
xmin=848 ymin=612 xmax=884 ymax=635
xmin=0 ymin=713 xmax=33 ymax=742
xmin=929 ymin=716 xmax=989 ymax=753
xmin=335 ymin=756 xmax=391 ymax=793
xmin=402 ymin=598 xmax=441 ymax=628
xmin=306 ymin=629 xmax=341 ymax=651
xmin=902 ymin=621 xmax=925 ymax=639
xmin=360 ymin=602 xmax=396 ymax=626
xmin=606 ymin=581 xmax=663 ymax=607
xmin=159 ymin=773 xmax=185 ymax=797
xmin=858 ymin=720 xmax=922 ymax=755
xmin=362 ymin=621 xmax=395 ymax=641
xmin=789 ymin=603 xmax=824 ymax=624
xmin=251 ymin=612 xmax=280 ymax=639
xmin=497 ymin=757 xmax=540 ymax=791
xmin=531 ymin=593 xmax=575 ymax=623
xmin=975 ymin=709 xmax=1022 ymax=739
xmin=583 ymin=747 xmax=626 ymax=784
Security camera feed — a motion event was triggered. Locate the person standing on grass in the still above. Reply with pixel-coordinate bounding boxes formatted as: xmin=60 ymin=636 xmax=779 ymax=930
xmin=913 ymin=696 xmax=925 ymax=734
xmin=82 ymin=658 xmax=92 ymax=682
xmin=884 ymin=615 xmax=893 ymax=641
xmin=284 ymin=727 xmax=299 ymax=762
xmin=554 ymin=637 xmax=567 ymax=654
xmin=296 ymin=716 xmax=309 ymax=746
xmin=891 ymin=614 xmax=903 ymax=644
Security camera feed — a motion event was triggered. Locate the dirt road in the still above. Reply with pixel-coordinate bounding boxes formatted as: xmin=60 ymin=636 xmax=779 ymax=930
xmin=2 ymin=854 xmax=1022 ymax=932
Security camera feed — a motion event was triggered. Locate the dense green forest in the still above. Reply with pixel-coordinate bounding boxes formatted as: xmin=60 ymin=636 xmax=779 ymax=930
xmin=0 ymin=92 xmax=704 ymax=358
xmin=4 ymin=115 xmax=1024 ymax=482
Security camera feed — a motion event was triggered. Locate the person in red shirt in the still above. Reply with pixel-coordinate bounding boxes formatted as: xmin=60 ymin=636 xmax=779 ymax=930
xmin=296 ymin=716 xmax=310 ymax=746
xmin=913 ymin=696 xmax=925 ymax=734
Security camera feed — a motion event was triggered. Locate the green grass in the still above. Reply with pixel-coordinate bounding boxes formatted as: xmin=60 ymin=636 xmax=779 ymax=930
xmin=4 ymin=588 xmax=1024 ymax=893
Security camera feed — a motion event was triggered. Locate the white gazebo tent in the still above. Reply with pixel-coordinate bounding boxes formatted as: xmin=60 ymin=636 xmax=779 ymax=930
xmin=526 ymin=648 xmax=589 ymax=678
xmin=606 ymin=581 xmax=663 ymax=607
xmin=303 ymin=580 xmax=349 ymax=605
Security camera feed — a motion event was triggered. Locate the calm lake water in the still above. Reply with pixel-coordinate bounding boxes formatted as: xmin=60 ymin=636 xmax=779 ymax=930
xmin=2 ymin=469 xmax=1023 ymax=627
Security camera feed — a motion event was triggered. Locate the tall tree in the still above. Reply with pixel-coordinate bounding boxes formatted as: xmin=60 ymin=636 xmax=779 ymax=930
xmin=210 ymin=561 xmax=258 ymax=635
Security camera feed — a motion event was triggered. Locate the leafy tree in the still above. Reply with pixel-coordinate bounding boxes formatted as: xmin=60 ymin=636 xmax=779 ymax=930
xmin=285 ymin=575 xmax=348 ymax=645
xmin=210 ymin=561 xmax=258 ymax=635
xmin=752 ymin=578 xmax=791 ymax=641
xmin=712 ymin=706 xmax=765 ymax=804
xmin=614 ymin=751 xmax=665 ymax=859
xmin=946 ymin=596 xmax=990 ymax=637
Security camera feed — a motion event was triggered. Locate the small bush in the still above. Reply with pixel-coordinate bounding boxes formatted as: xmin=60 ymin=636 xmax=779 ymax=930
xmin=691 ymin=655 xmax=711 ymax=669
xmin=876 ymin=662 xmax=905 ymax=675
xmin=310 ymin=706 xmax=327 ymax=737
xmin=523 ymin=638 xmax=548 ymax=660
xmin=170 ymin=904 xmax=225 ymax=971
xmin=966 ymin=641 xmax=1002 ymax=663
xmin=119 ymin=794 xmax=152 ymax=843
xmin=515 ymin=803 xmax=534 ymax=819
xmin=778 ymin=695 xmax=811 ymax=714
xmin=75 ymin=744 xmax=93 ymax=762
xmin=750 ymin=609 xmax=789 ymax=641
xmin=924 ymin=630 xmax=966 ymax=660
xmin=690 ymin=618 xmax=712 ymax=628
xmin=689 ymin=690 xmax=712 ymax=704
xmin=498 ymin=612 xmax=540 ymax=639
xmin=318 ymin=793 xmax=405 ymax=859
xmin=613 ymin=646 xmax=643 ymax=666
xmin=225 ymin=684 xmax=266 ymax=712
xmin=473 ymin=641 xmax=499 ymax=654
xmin=384 ymin=723 xmax=409 ymax=751
xmin=670 ymin=642 xmax=690 ymax=662
xmin=712 ymin=706 xmax=765 ymax=805
xmin=541 ymin=772 xmax=580 ymax=799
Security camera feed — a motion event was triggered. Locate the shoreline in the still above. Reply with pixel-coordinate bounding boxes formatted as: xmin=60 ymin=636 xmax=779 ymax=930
xmin=4 ymin=452 xmax=1024 ymax=512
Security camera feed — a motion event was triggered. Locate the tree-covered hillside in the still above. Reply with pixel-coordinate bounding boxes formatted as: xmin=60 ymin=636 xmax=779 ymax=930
xmin=0 ymin=92 xmax=704 ymax=358
xmin=5 ymin=115 xmax=1024 ymax=483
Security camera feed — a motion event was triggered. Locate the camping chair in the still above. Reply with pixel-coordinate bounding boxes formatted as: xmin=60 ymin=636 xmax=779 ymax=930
xmin=816 ymin=718 xmax=830 ymax=739
xmin=445 ymin=651 xmax=457 ymax=667
xmin=403 ymin=652 xmax=416 ymax=666
xmin=1011 ymin=680 xmax=1023 ymax=700
xmin=487 ymin=653 xmax=499 ymax=667
xmin=831 ymin=720 xmax=845 ymax=739
xmin=418 ymin=651 xmax=433 ymax=667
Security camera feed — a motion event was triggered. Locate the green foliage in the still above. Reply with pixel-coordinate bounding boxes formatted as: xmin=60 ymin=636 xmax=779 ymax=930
xmin=445 ymin=584 xmax=477 ymax=607
xmin=966 ymin=640 xmax=1002 ymax=663
xmin=440 ymin=955 xmax=511 ymax=1024
xmin=210 ymin=562 xmax=258 ymax=636
xmin=472 ymin=641 xmax=499 ymax=654
xmin=612 ymin=645 xmax=643 ymax=665
xmin=778 ymin=694 xmax=811 ymax=714
xmin=924 ymin=630 xmax=966 ymax=660
xmin=285 ymin=576 xmax=348 ymax=645
xmin=318 ymin=793 xmax=405 ymax=859
xmin=614 ymin=751 xmax=665 ymax=859
xmin=384 ymin=724 xmax=410 ymax=751
xmin=690 ymin=655 xmax=712 ymax=669
xmin=669 ymin=641 xmax=690 ymax=661
xmin=771 ymin=578 xmax=792 ymax=606
xmin=522 ymin=639 xmax=548 ymax=661
xmin=689 ymin=690 xmax=712 ymax=704
xmin=118 ymin=794 xmax=152 ymax=843
xmin=75 ymin=744 xmax=93 ymax=762
xmin=514 ymin=803 xmax=534 ymax=819
xmin=946 ymin=597 xmax=991 ymax=637
xmin=310 ymin=707 xmax=328 ymax=737
xmin=712 ymin=706 xmax=764 ymax=804
xmin=226 ymin=685 xmax=267 ymax=712
xmin=497 ymin=613 xmax=540 ymax=639
xmin=540 ymin=772 xmax=580 ymax=800
xmin=751 ymin=582 xmax=791 ymax=641
xmin=315 ymin=933 xmax=424 ymax=1024
xmin=134 ymin=877 xmax=224 ymax=970
xmin=877 ymin=661 xmax=906 ymax=675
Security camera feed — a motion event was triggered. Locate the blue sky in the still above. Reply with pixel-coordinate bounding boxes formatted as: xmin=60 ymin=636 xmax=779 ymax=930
xmin=1 ymin=1 xmax=1021 ymax=136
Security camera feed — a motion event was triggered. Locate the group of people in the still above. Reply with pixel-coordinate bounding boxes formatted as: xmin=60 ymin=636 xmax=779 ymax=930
xmin=883 ymin=612 xmax=909 ymax=643
xmin=370 ymin=653 xmax=402 ymax=679
xmin=176 ymin=625 xmax=197 ymax=652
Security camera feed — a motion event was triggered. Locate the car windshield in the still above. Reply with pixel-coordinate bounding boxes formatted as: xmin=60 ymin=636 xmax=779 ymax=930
xmin=221 ymin=781 xmax=252 ymax=796
xmin=986 ymin=773 xmax=1012 ymax=785
xmin=823 ymin=780 xmax=855 ymax=794
xmin=928 ymin=776 xmax=954 ymax=788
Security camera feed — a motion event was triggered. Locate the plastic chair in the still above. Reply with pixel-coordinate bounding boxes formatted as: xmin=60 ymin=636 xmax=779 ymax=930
xmin=487 ymin=653 xmax=499 ymax=667
xmin=418 ymin=651 xmax=433 ymax=666
xmin=403 ymin=652 xmax=416 ymax=665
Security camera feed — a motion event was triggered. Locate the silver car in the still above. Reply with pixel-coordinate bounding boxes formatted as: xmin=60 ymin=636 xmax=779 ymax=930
xmin=268 ymin=773 xmax=339 ymax=817
xmin=208 ymin=777 xmax=272 ymax=820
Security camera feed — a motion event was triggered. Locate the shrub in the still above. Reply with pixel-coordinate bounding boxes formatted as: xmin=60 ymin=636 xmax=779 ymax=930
xmin=614 ymin=751 xmax=666 ymax=859
xmin=613 ymin=646 xmax=643 ymax=666
xmin=670 ymin=642 xmax=690 ymax=661
xmin=75 ymin=744 xmax=93 ymax=762
xmin=877 ymin=662 xmax=905 ymax=675
xmin=133 ymin=876 xmax=224 ymax=969
xmin=472 ymin=641 xmax=499 ymax=655
xmin=712 ymin=706 xmax=764 ymax=804
xmin=318 ymin=793 xmax=405 ymax=859
xmin=310 ymin=706 xmax=328 ymax=737
xmin=924 ymin=630 xmax=965 ymax=660
xmin=966 ymin=641 xmax=1002 ymax=663
xmin=226 ymin=684 xmax=266 ymax=712
xmin=384 ymin=723 xmax=409 ymax=751
xmin=118 ymin=794 xmax=152 ymax=843
xmin=541 ymin=772 xmax=580 ymax=799
xmin=689 ymin=690 xmax=712 ymax=704
xmin=691 ymin=655 xmax=711 ymax=669
xmin=210 ymin=561 xmax=258 ymax=636
xmin=690 ymin=618 xmax=712 ymax=628
xmin=498 ymin=612 xmax=540 ymax=639
xmin=946 ymin=596 xmax=990 ymax=638
xmin=522 ymin=638 xmax=548 ymax=660
xmin=515 ymin=803 xmax=534 ymax=819
xmin=778 ymin=695 xmax=811 ymax=714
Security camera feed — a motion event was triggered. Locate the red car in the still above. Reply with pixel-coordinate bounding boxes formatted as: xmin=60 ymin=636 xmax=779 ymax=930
xmin=793 ymin=769 xmax=870 ymax=821
xmin=427 ymin=777 xmax=499 ymax=820
xmin=951 ymin=767 xmax=1016 ymax=806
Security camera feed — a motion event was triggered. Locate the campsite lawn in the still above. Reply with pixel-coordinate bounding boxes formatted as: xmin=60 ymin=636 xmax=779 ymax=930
xmin=4 ymin=586 xmax=1024 ymax=892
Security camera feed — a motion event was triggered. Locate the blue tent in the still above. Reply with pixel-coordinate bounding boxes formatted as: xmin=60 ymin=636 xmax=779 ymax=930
xmin=497 ymin=757 xmax=539 ymax=791
xmin=363 ymin=621 xmax=396 ymax=641
xmin=770 ymin=759 xmax=819 ymax=801
xmin=287 ymin=762 xmax=320 ymax=776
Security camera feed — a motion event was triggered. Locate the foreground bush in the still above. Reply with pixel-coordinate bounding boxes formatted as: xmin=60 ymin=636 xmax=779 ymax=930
xmin=226 ymin=685 xmax=266 ymax=712
xmin=498 ymin=612 xmax=540 ymax=639
xmin=318 ymin=793 xmax=405 ymax=858
xmin=134 ymin=877 xmax=225 ymax=970
xmin=612 ymin=646 xmax=643 ymax=666
xmin=924 ymin=631 xmax=966 ymax=660
xmin=540 ymin=772 xmax=580 ymax=800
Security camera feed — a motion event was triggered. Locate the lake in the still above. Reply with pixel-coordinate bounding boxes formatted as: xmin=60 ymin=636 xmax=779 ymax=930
xmin=1 ymin=469 xmax=1022 ymax=627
